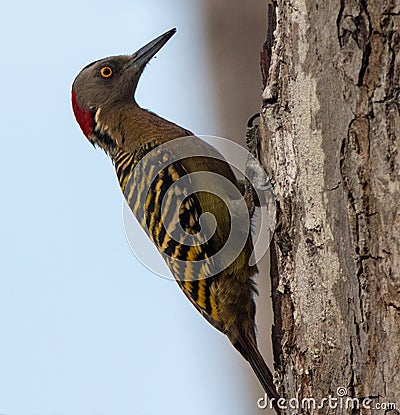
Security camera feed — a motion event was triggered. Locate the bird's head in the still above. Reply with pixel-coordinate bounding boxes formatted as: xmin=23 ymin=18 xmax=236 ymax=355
xmin=71 ymin=28 xmax=176 ymax=139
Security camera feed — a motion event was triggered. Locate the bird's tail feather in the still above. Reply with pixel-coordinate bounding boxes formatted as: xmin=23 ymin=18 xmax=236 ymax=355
xmin=235 ymin=336 xmax=280 ymax=413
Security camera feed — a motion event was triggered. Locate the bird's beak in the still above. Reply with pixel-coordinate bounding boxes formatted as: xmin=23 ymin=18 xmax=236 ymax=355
xmin=128 ymin=28 xmax=177 ymax=69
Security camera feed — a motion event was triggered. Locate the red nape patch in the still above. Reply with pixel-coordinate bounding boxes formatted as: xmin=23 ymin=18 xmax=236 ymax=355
xmin=71 ymin=89 xmax=93 ymax=137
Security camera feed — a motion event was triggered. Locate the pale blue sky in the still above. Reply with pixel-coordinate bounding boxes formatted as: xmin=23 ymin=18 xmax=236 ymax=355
xmin=0 ymin=1 xmax=268 ymax=414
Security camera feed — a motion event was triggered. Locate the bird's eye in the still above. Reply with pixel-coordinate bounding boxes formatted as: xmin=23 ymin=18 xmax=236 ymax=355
xmin=100 ymin=66 xmax=113 ymax=78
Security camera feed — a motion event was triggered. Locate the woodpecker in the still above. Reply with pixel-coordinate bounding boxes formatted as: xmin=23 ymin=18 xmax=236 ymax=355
xmin=71 ymin=28 xmax=279 ymax=410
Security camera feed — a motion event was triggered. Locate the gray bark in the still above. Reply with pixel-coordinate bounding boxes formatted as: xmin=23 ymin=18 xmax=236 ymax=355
xmin=261 ymin=0 xmax=400 ymax=413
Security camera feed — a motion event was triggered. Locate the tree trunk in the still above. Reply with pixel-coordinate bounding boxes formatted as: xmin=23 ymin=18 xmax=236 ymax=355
xmin=261 ymin=0 xmax=400 ymax=413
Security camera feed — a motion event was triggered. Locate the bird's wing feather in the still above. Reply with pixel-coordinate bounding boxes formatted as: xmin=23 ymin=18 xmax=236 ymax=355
xmin=113 ymin=137 xmax=243 ymax=332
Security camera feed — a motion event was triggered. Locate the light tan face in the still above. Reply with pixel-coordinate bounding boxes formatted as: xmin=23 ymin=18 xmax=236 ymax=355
xmin=71 ymin=29 xmax=176 ymax=139
xmin=72 ymin=29 xmax=176 ymax=114
xmin=72 ymin=55 xmax=142 ymax=112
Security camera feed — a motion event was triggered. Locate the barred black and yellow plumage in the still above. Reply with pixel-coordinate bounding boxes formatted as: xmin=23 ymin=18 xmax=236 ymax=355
xmin=71 ymin=28 xmax=279 ymax=411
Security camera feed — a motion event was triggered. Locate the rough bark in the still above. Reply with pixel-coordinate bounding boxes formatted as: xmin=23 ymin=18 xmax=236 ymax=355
xmin=261 ymin=0 xmax=400 ymax=413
